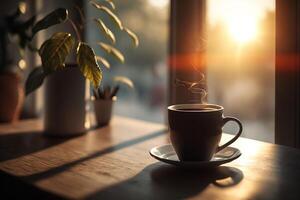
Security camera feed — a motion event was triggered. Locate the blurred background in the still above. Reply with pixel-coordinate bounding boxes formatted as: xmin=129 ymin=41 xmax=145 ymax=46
xmin=86 ymin=0 xmax=169 ymax=124
xmin=207 ymin=0 xmax=275 ymax=142
xmin=86 ymin=0 xmax=275 ymax=142
xmin=1 ymin=0 xmax=275 ymax=142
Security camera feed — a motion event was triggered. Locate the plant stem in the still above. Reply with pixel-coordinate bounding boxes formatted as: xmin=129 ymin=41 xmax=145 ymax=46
xmin=74 ymin=5 xmax=85 ymax=27
xmin=68 ymin=18 xmax=82 ymax=42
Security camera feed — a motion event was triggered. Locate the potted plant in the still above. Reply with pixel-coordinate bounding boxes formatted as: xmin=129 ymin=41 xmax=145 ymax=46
xmin=0 ymin=2 xmax=36 ymax=123
xmin=25 ymin=0 xmax=138 ymax=136
xmin=93 ymin=76 xmax=134 ymax=127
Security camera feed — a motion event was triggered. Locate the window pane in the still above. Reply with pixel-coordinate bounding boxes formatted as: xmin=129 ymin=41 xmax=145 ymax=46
xmin=207 ymin=0 xmax=275 ymax=142
xmin=86 ymin=0 xmax=275 ymax=143
xmin=86 ymin=0 xmax=169 ymax=123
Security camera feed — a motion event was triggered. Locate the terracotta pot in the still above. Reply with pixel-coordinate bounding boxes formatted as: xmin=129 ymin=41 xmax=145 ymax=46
xmin=44 ymin=65 xmax=88 ymax=137
xmin=94 ymin=98 xmax=115 ymax=127
xmin=0 ymin=72 xmax=24 ymax=123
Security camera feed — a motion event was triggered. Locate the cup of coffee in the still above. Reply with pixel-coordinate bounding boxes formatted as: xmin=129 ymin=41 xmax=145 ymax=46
xmin=168 ymin=104 xmax=242 ymax=161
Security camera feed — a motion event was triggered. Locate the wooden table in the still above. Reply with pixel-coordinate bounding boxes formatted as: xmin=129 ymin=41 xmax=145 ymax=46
xmin=0 ymin=116 xmax=300 ymax=200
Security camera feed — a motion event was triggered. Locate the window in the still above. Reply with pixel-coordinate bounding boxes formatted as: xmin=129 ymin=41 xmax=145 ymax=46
xmin=86 ymin=0 xmax=275 ymax=142
xmin=207 ymin=0 xmax=275 ymax=142
xmin=15 ymin=0 xmax=298 ymax=146
xmin=86 ymin=0 xmax=169 ymax=123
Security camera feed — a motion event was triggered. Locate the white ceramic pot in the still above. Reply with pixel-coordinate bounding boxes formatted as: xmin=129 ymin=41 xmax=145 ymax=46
xmin=94 ymin=99 xmax=114 ymax=127
xmin=44 ymin=65 xmax=88 ymax=136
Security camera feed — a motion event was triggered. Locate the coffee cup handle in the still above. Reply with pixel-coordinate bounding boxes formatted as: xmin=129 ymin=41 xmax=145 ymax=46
xmin=217 ymin=117 xmax=243 ymax=152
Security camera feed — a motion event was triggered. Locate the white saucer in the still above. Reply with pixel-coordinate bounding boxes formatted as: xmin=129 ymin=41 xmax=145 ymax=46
xmin=149 ymin=144 xmax=241 ymax=168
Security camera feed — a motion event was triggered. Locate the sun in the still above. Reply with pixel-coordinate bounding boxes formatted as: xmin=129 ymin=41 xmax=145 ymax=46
xmin=208 ymin=0 xmax=266 ymax=45
xmin=227 ymin=16 xmax=258 ymax=44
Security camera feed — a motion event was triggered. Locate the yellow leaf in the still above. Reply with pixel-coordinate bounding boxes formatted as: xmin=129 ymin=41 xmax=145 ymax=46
xmin=39 ymin=32 xmax=74 ymax=72
xmin=123 ymin=27 xmax=139 ymax=47
xmin=94 ymin=18 xmax=116 ymax=44
xmin=114 ymin=76 xmax=134 ymax=88
xmin=96 ymin=56 xmax=110 ymax=69
xmin=18 ymin=2 xmax=27 ymax=14
xmin=90 ymin=0 xmax=123 ymax=30
xmin=98 ymin=42 xmax=125 ymax=63
xmin=77 ymin=42 xmax=102 ymax=87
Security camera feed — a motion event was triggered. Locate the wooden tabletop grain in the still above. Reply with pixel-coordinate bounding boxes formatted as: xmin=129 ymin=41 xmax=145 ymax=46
xmin=0 ymin=116 xmax=300 ymax=200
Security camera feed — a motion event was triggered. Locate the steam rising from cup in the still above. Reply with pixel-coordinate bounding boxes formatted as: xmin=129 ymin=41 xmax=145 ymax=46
xmin=175 ymin=67 xmax=207 ymax=104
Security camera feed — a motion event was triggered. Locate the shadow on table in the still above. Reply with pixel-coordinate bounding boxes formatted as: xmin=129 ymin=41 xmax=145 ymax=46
xmin=0 ymin=131 xmax=69 ymax=162
xmin=87 ymin=162 xmax=244 ymax=199
xmin=23 ymin=129 xmax=167 ymax=182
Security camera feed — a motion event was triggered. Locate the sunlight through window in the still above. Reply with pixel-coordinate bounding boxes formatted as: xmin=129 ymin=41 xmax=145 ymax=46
xmin=208 ymin=0 xmax=275 ymax=142
xmin=208 ymin=0 xmax=274 ymax=44
xmin=227 ymin=16 xmax=258 ymax=44
xmin=148 ymin=0 xmax=169 ymax=8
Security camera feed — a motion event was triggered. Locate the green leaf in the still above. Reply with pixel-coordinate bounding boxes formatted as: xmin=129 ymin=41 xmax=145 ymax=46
xmin=32 ymin=8 xmax=68 ymax=37
xmin=39 ymin=32 xmax=74 ymax=72
xmin=94 ymin=18 xmax=116 ymax=44
xmin=90 ymin=1 xmax=123 ymax=30
xmin=113 ymin=76 xmax=134 ymax=88
xmin=96 ymin=56 xmax=110 ymax=69
xmin=25 ymin=67 xmax=46 ymax=96
xmin=123 ymin=27 xmax=139 ymax=47
xmin=98 ymin=42 xmax=125 ymax=63
xmin=77 ymin=42 xmax=102 ymax=87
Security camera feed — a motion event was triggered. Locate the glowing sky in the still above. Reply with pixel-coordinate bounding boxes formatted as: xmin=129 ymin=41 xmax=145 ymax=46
xmin=146 ymin=0 xmax=275 ymax=44
xmin=208 ymin=0 xmax=275 ymax=43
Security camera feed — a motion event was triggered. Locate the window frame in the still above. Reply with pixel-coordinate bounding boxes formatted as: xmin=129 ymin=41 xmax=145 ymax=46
xmin=275 ymin=0 xmax=300 ymax=147
xmin=169 ymin=0 xmax=207 ymax=105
